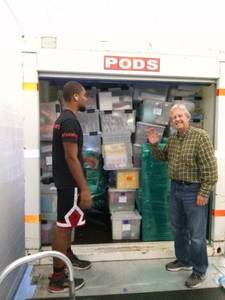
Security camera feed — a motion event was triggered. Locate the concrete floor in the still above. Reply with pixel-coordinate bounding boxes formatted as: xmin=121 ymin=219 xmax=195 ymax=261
xmin=14 ymin=256 xmax=225 ymax=299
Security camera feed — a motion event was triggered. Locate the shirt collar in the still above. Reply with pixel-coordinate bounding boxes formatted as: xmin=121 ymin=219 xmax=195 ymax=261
xmin=176 ymin=126 xmax=191 ymax=140
xmin=64 ymin=108 xmax=77 ymax=118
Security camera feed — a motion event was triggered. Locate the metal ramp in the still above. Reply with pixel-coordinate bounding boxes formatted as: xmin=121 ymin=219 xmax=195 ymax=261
xmin=28 ymin=288 xmax=225 ymax=300
xmin=23 ymin=257 xmax=225 ymax=300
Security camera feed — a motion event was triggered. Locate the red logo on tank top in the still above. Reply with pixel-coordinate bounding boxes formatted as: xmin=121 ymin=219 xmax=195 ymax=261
xmin=54 ymin=124 xmax=60 ymax=130
xmin=62 ymin=133 xmax=78 ymax=138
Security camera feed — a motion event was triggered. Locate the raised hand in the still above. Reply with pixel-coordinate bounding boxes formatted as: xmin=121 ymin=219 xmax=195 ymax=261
xmin=147 ymin=128 xmax=160 ymax=145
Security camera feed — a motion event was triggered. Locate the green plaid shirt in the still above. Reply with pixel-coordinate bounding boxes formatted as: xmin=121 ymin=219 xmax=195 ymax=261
xmin=152 ymin=126 xmax=218 ymax=198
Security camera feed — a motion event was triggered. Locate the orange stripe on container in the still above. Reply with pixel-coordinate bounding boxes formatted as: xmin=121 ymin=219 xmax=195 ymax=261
xmin=211 ymin=210 xmax=225 ymax=216
xmin=25 ymin=215 xmax=41 ymax=223
xmin=23 ymin=82 xmax=39 ymax=91
xmin=216 ymin=89 xmax=225 ymax=96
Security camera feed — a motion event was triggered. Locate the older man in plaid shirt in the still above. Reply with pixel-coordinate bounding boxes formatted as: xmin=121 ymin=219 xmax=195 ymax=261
xmin=148 ymin=103 xmax=218 ymax=288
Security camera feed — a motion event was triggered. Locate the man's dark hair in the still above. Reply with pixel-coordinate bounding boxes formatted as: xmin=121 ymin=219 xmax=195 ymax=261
xmin=63 ymin=81 xmax=83 ymax=102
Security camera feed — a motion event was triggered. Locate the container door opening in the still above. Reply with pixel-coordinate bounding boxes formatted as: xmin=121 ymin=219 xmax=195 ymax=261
xmin=39 ymin=77 xmax=216 ymax=247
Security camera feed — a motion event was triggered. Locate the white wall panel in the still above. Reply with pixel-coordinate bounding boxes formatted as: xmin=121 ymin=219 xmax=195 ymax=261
xmin=212 ymin=62 xmax=225 ymax=242
xmin=0 ymin=2 xmax=25 ymax=299
xmin=215 ymin=153 xmax=225 ymax=196
xmin=211 ymin=215 xmax=225 ymax=241
xmin=22 ymin=52 xmax=41 ymax=250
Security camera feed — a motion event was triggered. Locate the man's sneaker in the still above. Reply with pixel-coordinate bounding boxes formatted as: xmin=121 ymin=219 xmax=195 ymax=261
xmin=185 ymin=273 xmax=206 ymax=288
xmin=48 ymin=273 xmax=85 ymax=294
xmin=166 ymin=260 xmax=192 ymax=272
xmin=67 ymin=253 xmax=91 ymax=270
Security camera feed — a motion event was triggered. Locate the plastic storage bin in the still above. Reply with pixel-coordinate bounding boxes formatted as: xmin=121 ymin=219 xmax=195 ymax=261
xmin=102 ymin=143 xmax=133 ymax=170
xmin=99 ymin=92 xmax=113 ymax=111
xmin=100 ymin=110 xmax=136 ymax=133
xmin=77 ymin=110 xmax=100 ymax=133
xmin=40 ymin=101 xmax=60 ymax=140
xmin=83 ymin=133 xmax=101 ymax=153
xmin=102 ymin=132 xmax=131 ymax=144
xmin=116 ymin=168 xmax=139 ymax=189
xmin=108 ymin=188 xmax=136 ymax=212
xmin=86 ymin=88 xmax=98 ymax=109
xmin=41 ymin=221 xmax=55 ymax=244
xmin=133 ymin=144 xmax=142 ymax=168
xmin=40 ymin=183 xmax=57 ymax=221
xmin=135 ymin=122 xmax=165 ymax=145
xmin=102 ymin=132 xmax=133 ymax=170
xmin=134 ymin=86 xmax=168 ymax=101
xmin=111 ymin=210 xmax=142 ymax=240
xmin=40 ymin=143 xmax=52 ymax=176
xmin=111 ymin=90 xmax=133 ymax=110
xmin=141 ymin=100 xmax=171 ymax=125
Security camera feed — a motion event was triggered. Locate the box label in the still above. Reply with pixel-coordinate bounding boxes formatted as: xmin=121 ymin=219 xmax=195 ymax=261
xmin=153 ymin=107 xmax=162 ymax=116
xmin=122 ymin=220 xmax=131 ymax=231
xmin=119 ymin=195 xmax=127 ymax=203
xmin=45 ymin=156 xmax=52 ymax=165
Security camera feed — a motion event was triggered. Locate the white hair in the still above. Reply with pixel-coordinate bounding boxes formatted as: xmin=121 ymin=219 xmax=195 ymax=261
xmin=170 ymin=103 xmax=191 ymax=119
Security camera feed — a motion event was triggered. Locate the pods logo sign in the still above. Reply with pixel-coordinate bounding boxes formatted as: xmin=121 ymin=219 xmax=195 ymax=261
xmin=104 ymin=56 xmax=160 ymax=72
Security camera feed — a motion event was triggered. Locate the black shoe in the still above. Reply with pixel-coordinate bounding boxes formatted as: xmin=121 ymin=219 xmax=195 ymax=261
xmin=48 ymin=273 xmax=85 ymax=293
xmin=185 ymin=273 xmax=206 ymax=288
xmin=166 ymin=260 xmax=192 ymax=272
xmin=68 ymin=253 xmax=91 ymax=270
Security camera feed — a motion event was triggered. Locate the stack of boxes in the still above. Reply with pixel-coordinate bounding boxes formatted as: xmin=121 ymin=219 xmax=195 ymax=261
xmin=40 ymin=183 xmax=57 ymax=244
xmin=78 ymin=89 xmax=107 ymax=210
xmin=99 ymin=90 xmax=134 ymax=172
xmin=38 ymin=82 xmax=205 ymax=244
xmin=97 ymin=88 xmax=142 ymax=240
xmin=133 ymin=86 xmax=170 ymax=168
xmin=79 ymin=89 xmax=140 ymax=237
xmin=40 ymin=100 xmax=60 ymax=244
xmin=109 ymin=169 xmax=141 ymax=240
xmin=77 ymin=88 xmax=102 ymax=161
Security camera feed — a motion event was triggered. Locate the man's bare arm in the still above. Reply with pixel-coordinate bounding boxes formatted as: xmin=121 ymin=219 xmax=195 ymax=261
xmin=63 ymin=141 xmax=92 ymax=209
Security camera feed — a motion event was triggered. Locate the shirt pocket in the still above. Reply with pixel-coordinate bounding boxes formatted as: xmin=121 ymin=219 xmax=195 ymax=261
xmin=180 ymin=150 xmax=196 ymax=168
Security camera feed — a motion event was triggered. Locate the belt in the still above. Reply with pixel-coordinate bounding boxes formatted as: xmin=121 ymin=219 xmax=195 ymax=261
xmin=172 ymin=180 xmax=194 ymax=185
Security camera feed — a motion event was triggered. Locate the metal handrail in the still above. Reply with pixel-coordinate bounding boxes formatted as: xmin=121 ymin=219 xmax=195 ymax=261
xmin=0 ymin=250 xmax=75 ymax=300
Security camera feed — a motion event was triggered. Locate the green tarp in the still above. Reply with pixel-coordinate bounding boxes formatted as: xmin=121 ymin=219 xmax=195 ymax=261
xmin=84 ymin=150 xmax=107 ymax=210
xmin=137 ymin=143 xmax=173 ymax=241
